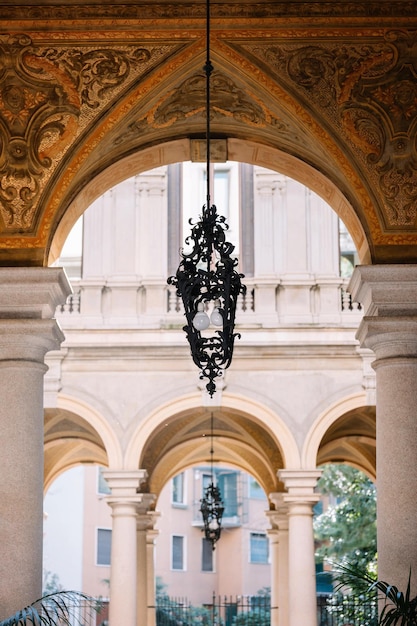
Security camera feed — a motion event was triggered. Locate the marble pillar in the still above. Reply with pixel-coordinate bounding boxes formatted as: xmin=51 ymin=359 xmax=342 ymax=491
xmin=279 ymin=470 xmax=321 ymax=626
xmin=350 ymin=264 xmax=417 ymax=593
xmin=136 ymin=495 xmax=158 ymax=626
xmin=268 ymin=493 xmax=289 ymax=626
xmin=104 ymin=469 xmax=147 ymax=626
xmin=0 ymin=268 xmax=71 ymax=620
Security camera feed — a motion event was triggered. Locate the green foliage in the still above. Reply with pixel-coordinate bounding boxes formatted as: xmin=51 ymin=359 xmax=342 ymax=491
xmin=42 ymin=571 xmax=63 ymax=596
xmin=232 ymin=609 xmax=270 ymax=626
xmin=0 ymin=591 xmax=100 ymax=626
xmin=156 ymin=576 xmax=169 ymax=600
xmin=156 ymin=602 xmax=214 ymax=626
xmin=332 ymin=562 xmax=417 ymax=626
xmin=314 ymin=464 xmax=377 ymax=573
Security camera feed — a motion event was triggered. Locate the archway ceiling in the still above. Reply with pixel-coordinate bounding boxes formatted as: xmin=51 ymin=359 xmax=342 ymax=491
xmin=1 ymin=4 xmax=417 ymax=265
xmin=44 ymin=408 xmax=108 ymax=490
xmin=317 ymin=405 xmax=376 ymax=480
xmin=140 ymin=408 xmax=284 ymax=499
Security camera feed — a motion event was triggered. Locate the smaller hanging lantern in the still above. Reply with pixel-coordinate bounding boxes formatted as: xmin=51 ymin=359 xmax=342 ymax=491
xmin=200 ymin=482 xmax=224 ymax=550
xmin=199 ymin=413 xmax=224 ymax=550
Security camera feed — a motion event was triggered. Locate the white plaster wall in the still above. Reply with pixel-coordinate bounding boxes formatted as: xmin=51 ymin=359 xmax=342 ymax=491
xmin=43 ymin=466 xmax=84 ymax=592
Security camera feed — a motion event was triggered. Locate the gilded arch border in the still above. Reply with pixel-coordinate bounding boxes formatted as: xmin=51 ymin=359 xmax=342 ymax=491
xmin=49 ymin=138 xmax=371 ymax=265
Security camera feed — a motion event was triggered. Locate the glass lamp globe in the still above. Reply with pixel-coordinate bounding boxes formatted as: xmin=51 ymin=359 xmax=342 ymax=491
xmin=210 ymin=300 xmax=223 ymax=327
xmin=193 ymin=302 xmax=210 ymax=330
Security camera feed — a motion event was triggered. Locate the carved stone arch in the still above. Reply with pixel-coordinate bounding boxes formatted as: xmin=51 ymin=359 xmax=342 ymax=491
xmin=302 ymin=391 xmax=376 ymax=481
xmin=44 ymin=393 xmax=123 ymax=491
xmin=49 ymin=137 xmax=370 ymax=265
xmin=124 ymin=391 xmax=300 ymax=500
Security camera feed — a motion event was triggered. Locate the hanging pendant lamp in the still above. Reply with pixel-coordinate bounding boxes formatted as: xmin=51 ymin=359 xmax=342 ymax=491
xmin=167 ymin=0 xmax=246 ymax=397
xmin=200 ymin=413 xmax=224 ymax=550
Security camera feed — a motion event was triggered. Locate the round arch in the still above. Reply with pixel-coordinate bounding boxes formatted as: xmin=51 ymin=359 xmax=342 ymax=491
xmin=57 ymin=394 xmax=123 ymax=466
xmin=44 ymin=394 xmax=123 ymax=491
xmin=302 ymin=391 xmax=376 ymax=479
xmin=49 ymin=138 xmax=370 ymax=266
xmin=124 ymin=391 xmax=300 ymax=498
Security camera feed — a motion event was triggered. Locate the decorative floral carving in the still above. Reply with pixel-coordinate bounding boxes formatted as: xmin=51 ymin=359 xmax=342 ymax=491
xmin=3 ymin=2 xmax=417 ymax=20
xmin=0 ymin=35 xmax=154 ymax=231
xmin=43 ymin=47 xmax=151 ymax=109
xmin=151 ymin=70 xmax=271 ymax=128
xmin=245 ymin=31 xmax=417 ymax=227
xmin=115 ymin=68 xmax=274 ymax=148
xmin=0 ymin=34 xmax=80 ymax=229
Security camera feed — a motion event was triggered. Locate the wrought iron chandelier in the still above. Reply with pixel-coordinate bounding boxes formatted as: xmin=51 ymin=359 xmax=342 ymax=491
xmin=167 ymin=0 xmax=246 ymax=397
xmin=200 ymin=413 xmax=224 ymax=550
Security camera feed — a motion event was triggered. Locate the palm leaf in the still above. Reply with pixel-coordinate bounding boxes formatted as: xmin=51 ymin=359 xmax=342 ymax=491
xmin=331 ymin=561 xmax=417 ymax=626
xmin=0 ymin=591 xmax=100 ymax=626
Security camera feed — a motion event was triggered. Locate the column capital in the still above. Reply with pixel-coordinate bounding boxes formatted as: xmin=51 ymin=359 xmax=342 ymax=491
xmin=102 ymin=469 xmax=148 ymax=498
xmin=0 ymin=267 xmax=71 ymax=319
xmin=349 ymin=264 xmax=417 ymax=317
xmin=268 ymin=492 xmax=289 ymax=530
xmin=278 ymin=469 xmax=321 ymax=508
xmin=278 ymin=469 xmax=322 ymax=493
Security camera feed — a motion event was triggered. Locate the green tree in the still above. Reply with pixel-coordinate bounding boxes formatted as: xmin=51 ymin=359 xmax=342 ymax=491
xmin=314 ymin=464 xmax=377 ymax=574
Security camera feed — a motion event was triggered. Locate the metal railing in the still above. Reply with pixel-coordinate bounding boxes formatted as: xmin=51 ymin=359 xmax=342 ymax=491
xmin=154 ymin=593 xmax=274 ymax=626
xmin=153 ymin=594 xmax=377 ymax=626
xmin=317 ymin=594 xmax=377 ymax=626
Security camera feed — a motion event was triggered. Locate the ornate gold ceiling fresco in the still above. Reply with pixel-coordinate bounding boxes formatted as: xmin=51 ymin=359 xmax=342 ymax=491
xmin=0 ymin=2 xmax=416 ymax=265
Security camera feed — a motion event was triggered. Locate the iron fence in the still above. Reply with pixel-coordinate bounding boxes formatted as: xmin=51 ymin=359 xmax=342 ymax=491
xmin=155 ymin=593 xmax=274 ymax=626
xmin=317 ymin=593 xmax=378 ymax=626
xmin=154 ymin=593 xmax=377 ymax=626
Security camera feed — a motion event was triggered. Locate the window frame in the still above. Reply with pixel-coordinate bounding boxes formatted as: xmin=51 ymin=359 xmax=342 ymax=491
xmin=249 ymin=532 xmax=269 ymax=564
xmin=96 ymin=527 xmax=112 ymax=567
xmin=171 ymin=472 xmax=186 ymax=507
xmin=171 ymin=534 xmax=186 ymax=571
xmin=201 ymin=537 xmax=214 ymax=572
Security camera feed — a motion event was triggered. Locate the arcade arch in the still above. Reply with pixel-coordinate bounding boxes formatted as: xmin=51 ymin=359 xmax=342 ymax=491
xmin=44 ymin=394 xmax=123 ymax=491
xmin=303 ymin=393 xmax=376 ymax=480
xmin=49 ymin=138 xmax=370 ymax=267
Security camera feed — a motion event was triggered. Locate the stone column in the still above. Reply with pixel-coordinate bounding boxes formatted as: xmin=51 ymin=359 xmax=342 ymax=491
xmin=267 ymin=494 xmax=289 ymax=626
xmin=104 ymin=470 xmax=147 ymax=626
xmin=279 ymin=470 xmax=321 ymax=626
xmin=0 ymin=268 xmax=71 ymax=620
xmin=349 ymin=264 xmax=417 ymax=593
xmin=136 ymin=495 xmax=158 ymax=626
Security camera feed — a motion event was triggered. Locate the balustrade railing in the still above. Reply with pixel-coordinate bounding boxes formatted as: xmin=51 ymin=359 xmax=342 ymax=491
xmin=56 ymin=278 xmax=362 ymax=324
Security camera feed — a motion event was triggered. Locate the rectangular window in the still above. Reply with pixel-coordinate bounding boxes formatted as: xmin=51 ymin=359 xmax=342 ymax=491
xmin=97 ymin=528 xmax=112 ymax=566
xmin=218 ymin=471 xmax=238 ymax=517
xmin=202 ymin=538 xmax=213 ymax=572
xmin=172 ymin=535 xmax=184 ymax=570
xmin=172 ymin=472 xmax=185 ymax=505
xmin=250 ymin=532 xmax=268 ymax=564
xmin=248 ymin=476 xmax=265 ymax=500
xmin=97 ymin=467 xmax=111 ymax=495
